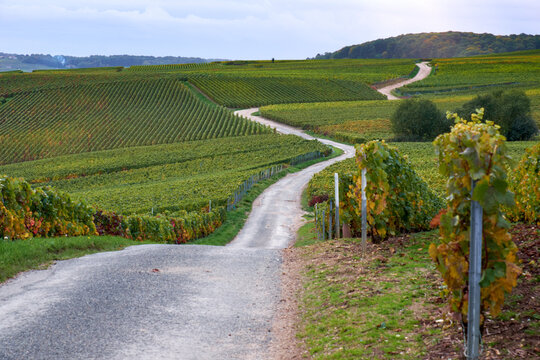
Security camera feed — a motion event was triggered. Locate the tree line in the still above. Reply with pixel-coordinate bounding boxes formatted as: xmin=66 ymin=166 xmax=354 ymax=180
xmin=314 ymin=32 xmax=540 ymax=59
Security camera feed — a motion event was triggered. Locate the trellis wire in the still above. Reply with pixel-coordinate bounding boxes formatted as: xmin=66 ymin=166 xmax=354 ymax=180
xmin=226 ymin=150 xmax=328 ymax=212
xmin=226 ymin=164 xmax=283 ymax=211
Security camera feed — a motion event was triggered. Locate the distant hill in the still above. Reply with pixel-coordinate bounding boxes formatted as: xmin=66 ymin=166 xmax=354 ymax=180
xmin=314 ymin=32 xmax=540 ymax=59
xmin=0 ymin=53 xmax=225 ymax=72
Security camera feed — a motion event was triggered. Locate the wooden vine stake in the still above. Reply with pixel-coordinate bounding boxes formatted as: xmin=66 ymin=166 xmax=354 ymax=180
xmin=361 ymin=168 xmax=367 ymax=255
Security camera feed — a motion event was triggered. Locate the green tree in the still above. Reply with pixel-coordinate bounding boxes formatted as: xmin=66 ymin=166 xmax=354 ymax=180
xmin=391 ymin=99 xmax=449 ymax=141
xmin=457 ymin=90 xmax=538 ymax=140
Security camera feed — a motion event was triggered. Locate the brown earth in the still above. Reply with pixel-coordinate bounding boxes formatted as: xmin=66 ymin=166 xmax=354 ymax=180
xmin=274 ymin=224 xmax=539 ymax=359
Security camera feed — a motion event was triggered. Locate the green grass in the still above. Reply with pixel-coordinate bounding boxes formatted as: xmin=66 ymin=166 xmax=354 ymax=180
xmin=294 ymin=220 xmax=326 ymax=248
xmin=0 ymin=236 xmax=156 ymax=283
xmin=297 ymin=232 xmax=442 ymax=359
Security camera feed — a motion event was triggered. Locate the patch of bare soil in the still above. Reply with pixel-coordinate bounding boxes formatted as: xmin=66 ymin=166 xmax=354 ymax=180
xmin=270 ymin=246 xmax=309 ymax=360
xmin=425 ymin=224 xmax=540 ymax=360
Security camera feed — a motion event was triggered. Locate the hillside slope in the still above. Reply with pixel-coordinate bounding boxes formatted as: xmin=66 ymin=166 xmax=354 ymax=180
xmin=315 ymin=31 xmax=540 ymax=59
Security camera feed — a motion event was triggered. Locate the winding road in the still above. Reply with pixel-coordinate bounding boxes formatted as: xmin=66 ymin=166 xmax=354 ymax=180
xmin=0 ymin=63 xmax=429 ymax=359
xmin=377 ymin=61 xmax=431 ymax=100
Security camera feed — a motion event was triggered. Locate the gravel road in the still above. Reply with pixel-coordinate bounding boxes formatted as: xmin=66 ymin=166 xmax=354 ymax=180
xmin=230 ymin=109 xmax=355 ymax=249
xmin=0 ymin=245 xmax=282 ymax=360
xmin=0 ymin=66 xmax=426 ymax=359
xmin=377 ymin=61 xmax=431 ymax=100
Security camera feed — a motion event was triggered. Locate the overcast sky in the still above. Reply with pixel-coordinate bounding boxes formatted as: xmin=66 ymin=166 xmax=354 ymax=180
xmin=0 ymin=0 xmax=538 ymax=59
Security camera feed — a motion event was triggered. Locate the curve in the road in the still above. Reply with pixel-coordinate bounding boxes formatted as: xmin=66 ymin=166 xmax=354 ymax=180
xmin=377 ymin=61 xmax=431 ymax=100
xmin=228 ymin=109 xmax=355 ymax=249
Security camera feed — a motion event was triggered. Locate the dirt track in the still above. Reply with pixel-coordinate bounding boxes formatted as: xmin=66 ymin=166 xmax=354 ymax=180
xmin=230 ymin=109 xmax=355 ymax=249
xmin=377 ymin=61 xmax=431 ymax=100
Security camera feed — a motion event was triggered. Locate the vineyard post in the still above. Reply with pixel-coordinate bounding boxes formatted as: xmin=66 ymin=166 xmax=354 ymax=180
xmin=467 ymin=181 xmax=483 ymax=360
xmin=315 ymin=204 xmax=320 ymax=240
xmin=322 ymin=210 xmax=326 ymax=241
xmin=209 ymin=200 xmax=212 ymax=213
xmin=361 ymin=168 xmax=367 ymax=255
xmin=328 ymin=200 xmax=333 ymax=239
xmin=334 ymin=173 xmax=340 ymax=238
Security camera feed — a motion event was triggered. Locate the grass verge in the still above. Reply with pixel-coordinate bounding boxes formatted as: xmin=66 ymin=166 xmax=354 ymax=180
xmin=294 ymin=223 xmax=539 ymax=359
xmin=295 ymin=231 xmax=443 ymax=359
xmin=192 ymin=146 xmax=343 ymax=246
xmin=0 ymin=235 xmax=156 ymax=283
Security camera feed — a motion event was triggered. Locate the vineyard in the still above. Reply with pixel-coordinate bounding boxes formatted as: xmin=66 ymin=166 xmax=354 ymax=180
xmin=0 ymin=135 xmax=330 ymax=215
xmin=306 ymin=141 xmax=537 ymax=201
xmin=0 ymin=78 xmax=267 ymax=164
xmin=127 ymin=58 xmax=417 ymax=83
xmin=189 ymin=75 xmax=385 ymax=108
xmin=259 ymin=96 xmax=482 ymax=143
xmin=401 ymin=50 xmax=540 ymax=95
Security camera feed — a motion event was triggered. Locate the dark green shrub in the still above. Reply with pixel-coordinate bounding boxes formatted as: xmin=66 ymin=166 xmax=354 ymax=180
xmin=457 ymin=90 xmax=538 ymax=141
xmin=391 ymin=99 xmax=449 ymax=141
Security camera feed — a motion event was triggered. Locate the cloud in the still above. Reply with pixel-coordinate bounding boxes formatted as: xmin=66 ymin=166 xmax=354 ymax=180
xmin=0 ymin=0 xmax=538 ymax=59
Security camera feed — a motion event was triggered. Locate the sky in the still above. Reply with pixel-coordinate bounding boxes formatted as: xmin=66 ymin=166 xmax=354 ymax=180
xmin=0 ymin=0 xmax=538 ymax=60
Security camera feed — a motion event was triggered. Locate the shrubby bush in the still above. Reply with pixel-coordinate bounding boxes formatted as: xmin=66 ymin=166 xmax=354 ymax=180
xmin=347 ymin=141 xmax=443 ymax=241
xmin=0 ymin=176 xmax=96 ymax=240
xmin=391 ymin=99 xmax=450 ymax=141
xmin=507 ymin=143 xmax=540 ymax=224
xmin=457 ymin=90 xmax=538 ymax=141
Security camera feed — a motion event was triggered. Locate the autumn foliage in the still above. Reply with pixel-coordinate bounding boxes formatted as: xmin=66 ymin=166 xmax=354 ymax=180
xmin=348 ymin=141 xmax=443 ymax=241
xmin=0 ymin=176 xmax=96 ymax=240
xmin=430 ymin=110 xmax=521 ymax=321
xmin=507 ymin=143 xmax=540 ymax=224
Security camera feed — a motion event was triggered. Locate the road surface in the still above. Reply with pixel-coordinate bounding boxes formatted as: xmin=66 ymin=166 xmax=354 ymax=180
xmin=377 ymin=61 xmax=431 ymax=100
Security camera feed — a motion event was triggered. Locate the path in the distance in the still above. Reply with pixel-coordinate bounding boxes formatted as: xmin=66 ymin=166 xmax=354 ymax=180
xmin=228 ymin=109 xmax=355 ymax=249
xmin=228 ymin=60 xmax=431 ymax=247
xmin=377 ymin=61 xmax=431 ymax=100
